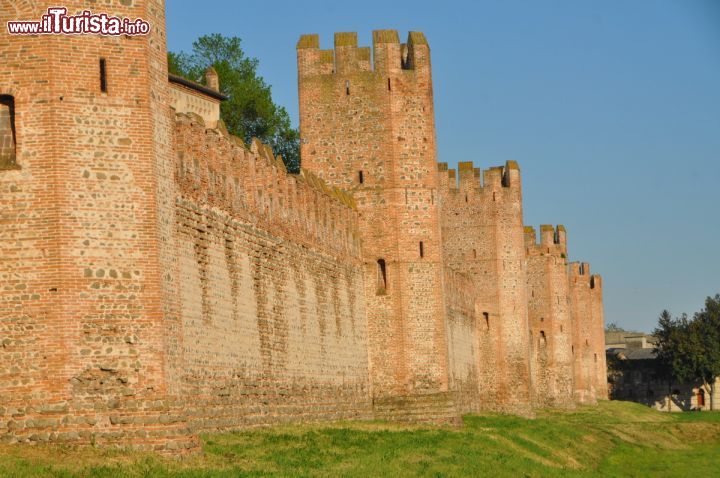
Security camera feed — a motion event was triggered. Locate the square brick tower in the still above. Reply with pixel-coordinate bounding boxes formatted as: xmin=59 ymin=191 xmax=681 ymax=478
xmin=0 ymin=0 xmax=191 ymax=450
xmin=525 ymin=225 xmax=575 ymax=408
xmin=297 ymin=31 xmax=452 ymax=404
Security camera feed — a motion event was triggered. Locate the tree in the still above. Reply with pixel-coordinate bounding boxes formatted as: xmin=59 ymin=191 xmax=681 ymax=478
xmin=654 ymin=310 xmax=690 ymax=411
xmin=169 ymin=34 xmax=300 ymax=173
xmin=654 ymin=297 xmax=720 ymax=411
xmin=689 ymin=295 xmax=720 ymax=410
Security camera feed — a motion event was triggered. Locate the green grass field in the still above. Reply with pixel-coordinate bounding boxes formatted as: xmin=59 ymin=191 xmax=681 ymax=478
xmin=1 ymin=401 xmax=719 ymax=477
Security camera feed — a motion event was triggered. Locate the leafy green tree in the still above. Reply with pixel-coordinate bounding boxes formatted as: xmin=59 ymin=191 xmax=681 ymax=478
xmin=654 ymin=297 xmax=720 ymax=410
xmin=654 ymin=310 xmax=693 ymax=383
xmin=169 ymin=34 xmax=300 ymax=173
xmin=689 ymin=295 xmax=720 ymax=410
xmin=654 ymin=310 xmax=690 ymax=410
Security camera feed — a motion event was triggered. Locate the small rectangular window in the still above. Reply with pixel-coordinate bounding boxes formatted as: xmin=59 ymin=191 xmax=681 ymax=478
xmin=345 ymin=80 xmax=350 ymax=96
xmin=358 ymin=170 xmax=364 ymax=184
xmin=99 ymin=58 xmax=107 ymax=93
xmin=377 ymin=259 xmax=387 ymax=295
xmin=483 ymin=312 xmax=490 ymax=330
xmin=419 ymin=241 xmax=424 ymax=258
xmin=0 ymin=95 xmax=17 ymax=169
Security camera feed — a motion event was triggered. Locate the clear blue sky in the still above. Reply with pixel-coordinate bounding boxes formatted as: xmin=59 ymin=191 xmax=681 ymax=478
xmin=166 ymin=0 xmax=720 ymax=333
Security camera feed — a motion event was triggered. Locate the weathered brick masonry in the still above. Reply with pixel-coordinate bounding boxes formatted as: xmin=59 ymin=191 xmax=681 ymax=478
xmin=568 ymin=263 xmax=608 ymax=403
xmin=173 ymin=114 xmax=371 ymax=431
xmin=297 ymin=31 xmax=454 ymax=419
xmin=525 ymin=226 xmax=574 ymax=408
xmin=1 ymin=0 xmax=607 ymax=451
xmin=1 ymin=0 xmax=195 ymax=451
xmin=437 ymin=162 xmax=535 ymax=414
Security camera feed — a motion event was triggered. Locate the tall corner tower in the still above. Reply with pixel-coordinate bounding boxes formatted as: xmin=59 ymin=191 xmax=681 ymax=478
xmin=0 ymin=0 xmax=186 ymax=447
xmin=297 ymin=30 xmax=450 ymax=399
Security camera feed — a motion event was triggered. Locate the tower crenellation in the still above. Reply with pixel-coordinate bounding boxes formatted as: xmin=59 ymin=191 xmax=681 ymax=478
xmin=298 ymin=30 xmax=430 ymax=78
xmin=525 ymin=224 xmax=568 ymax=257
xmin=437 ymin=160 xmax=521 ymax=197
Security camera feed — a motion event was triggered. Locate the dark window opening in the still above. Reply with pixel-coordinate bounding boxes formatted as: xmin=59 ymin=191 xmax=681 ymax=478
xmin=483 ymin=312 xmax=490 ymax=330
xmin=560 ymin=325 xmax=563 ymax=333
xmin=419 ymin=241 xmax=424 ymax=258
xmin=465 ymin=194 xmax=468 ymax=202
xmin=387 ymin=77 xmax=391 ymax=91
xmin=540 ymin=330 xmax=547 ymax=346
xmin=540 ymin=317 xmax=544 ymax=322
xmin=345 ymin=80 xmax=350 ymax=95
xmin=472 ymin=249 xmax=477 ymax=259
xmin=376 ymin=259 xmax=387 ymax=294
xmin=99 ymin=58 xmax=108 ymax=93
xmin=358 ymin=170 xmax=364 ymax=184
xmin=585 ymin=338 xmax=589 ymax=346
xmin=594 ymin=353 xmax=597 ymax=363
xmin=572 ymin=345 xmax=575 ymax=355
xmin=0 ymin=95 xmax=17 ymax=168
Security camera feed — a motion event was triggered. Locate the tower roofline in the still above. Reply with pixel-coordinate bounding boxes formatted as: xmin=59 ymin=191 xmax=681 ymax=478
xmin=297 ymin=30 xmax=430 ymax=76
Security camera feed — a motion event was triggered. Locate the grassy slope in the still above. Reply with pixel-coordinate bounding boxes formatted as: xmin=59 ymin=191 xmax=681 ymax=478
xmin=1 ymin=401 xmax=719 ymax=477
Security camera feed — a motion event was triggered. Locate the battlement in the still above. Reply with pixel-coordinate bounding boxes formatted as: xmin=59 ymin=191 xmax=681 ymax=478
xmin=437 ymin=160 xmax=521 ymax=200
xmin=297 ymin=30 xmax=430 ymax=77
xmin=524 ymin=224 xmax=567 ymax=256
xmin=173 ymin=112 xmax=360 ymax=259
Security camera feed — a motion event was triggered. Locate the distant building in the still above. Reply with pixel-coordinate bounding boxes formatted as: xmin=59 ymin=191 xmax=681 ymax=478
xmin=606 ymin=330 xmax=718 ymax=411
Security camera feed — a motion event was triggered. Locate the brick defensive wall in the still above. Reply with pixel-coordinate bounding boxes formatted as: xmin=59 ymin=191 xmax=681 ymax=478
xmin=0 ymin=1 xmax=608 ymax=451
